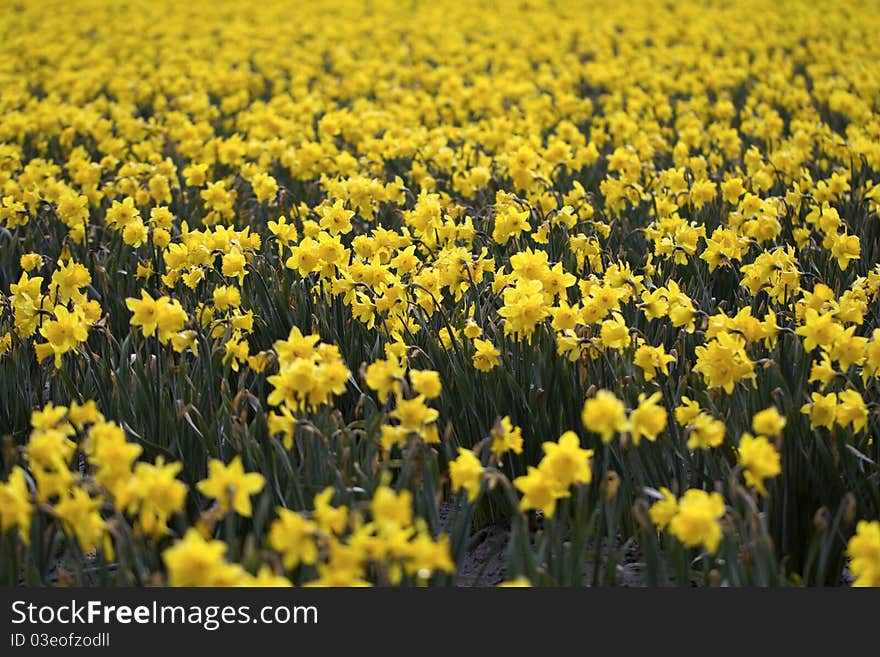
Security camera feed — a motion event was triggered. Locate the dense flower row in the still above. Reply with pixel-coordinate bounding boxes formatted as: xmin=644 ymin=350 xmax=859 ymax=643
xmin=0 ymin=0 xmax=879 ymax=586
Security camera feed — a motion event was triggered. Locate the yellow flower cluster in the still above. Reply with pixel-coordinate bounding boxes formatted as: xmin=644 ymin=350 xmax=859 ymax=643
xmin=514 ymin=432 xmax=594 ymax=517
xmin=267 ymin=327 xmax=351 ymax=432
xmin=581 ymin=390 xmax=667 ymax=445
xmin=266 ymin=486 xmax=454 ymax=586
xmin=14 ymin=402 xmax=189 ymax=553
xmin=650 ymin=488 xmax=726 ymax=554
xmin=847 ymin=521 xmax=880 ymax=587
xmin=737 ymin=408 xmax=784 ymax=496
xmin=10 ymin=261 xmax=100 ymax=368
xmin=4 ymin=401 xmax=454 ymax=587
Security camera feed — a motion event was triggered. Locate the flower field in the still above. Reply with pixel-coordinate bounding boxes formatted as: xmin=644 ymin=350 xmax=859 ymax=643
xmin=1 ymin=0 xmax=880 ymax=587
